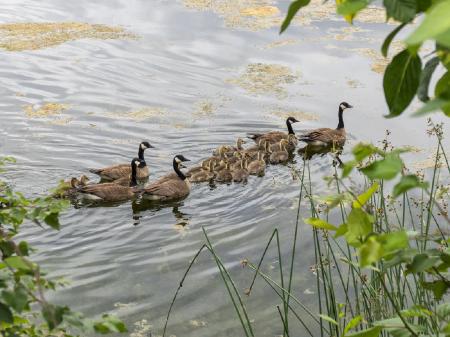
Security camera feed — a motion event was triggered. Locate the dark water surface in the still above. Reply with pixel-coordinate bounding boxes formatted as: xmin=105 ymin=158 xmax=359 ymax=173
xmin=0 ymin=0 xmax=447 ymax=336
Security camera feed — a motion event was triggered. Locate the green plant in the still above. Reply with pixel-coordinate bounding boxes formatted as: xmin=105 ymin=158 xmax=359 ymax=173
xmin=280 ymin=0 xmax=450 ymax=118
xmin=0 ymin=157 xmax=126 ymax=336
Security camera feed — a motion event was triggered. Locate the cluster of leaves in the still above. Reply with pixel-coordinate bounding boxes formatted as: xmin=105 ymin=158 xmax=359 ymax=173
xmin=0 ymin=158 xmax=126 ymax=336
xmin=281 ymin=0 xmax=450 ymax=117
xmin=306 ymin=143 xmax=450 ymax=337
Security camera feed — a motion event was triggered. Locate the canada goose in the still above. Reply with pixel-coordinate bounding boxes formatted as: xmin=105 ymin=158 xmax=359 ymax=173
xmin=269 ymin=140 xmax=289 ymax=164
xmin=299 ymin=102 xmax=353 ymax=147
xmin=215 ymin=162 xmax=232 ymax=183
xmin=248 ymin=117 xmax=299 ymax=144
xmin=232 ymin=159 xmax=249 ymax=183
xmin=77 ymin=158 xmax=144 ymax=202
xmin=189 ymin=160 xmax=215 ymax=183
xmin=89 ymin=141 xmax=154 ymax=181
xmin=247 ymin=152 xmax=266 ymax=176
xmin=141 ymin=155 xmax=191 ymax=201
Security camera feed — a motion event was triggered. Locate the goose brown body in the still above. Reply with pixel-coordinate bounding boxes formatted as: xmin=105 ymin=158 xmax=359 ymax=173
xmin=89 ymin=141 xmax=153 ymax=181
xmin=248 ymin=117 xmax=299 ymax=144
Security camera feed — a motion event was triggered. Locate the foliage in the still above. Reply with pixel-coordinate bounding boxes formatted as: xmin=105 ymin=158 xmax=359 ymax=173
xmin=0 ymin=158 xmax=126 ymax=336
xmin=280 ymin=0 xmax=450 ymax=117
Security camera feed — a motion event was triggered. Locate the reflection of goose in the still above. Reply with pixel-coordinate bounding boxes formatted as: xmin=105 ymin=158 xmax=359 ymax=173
xmin=248 ymin=117 xmax=299 ymax=144
xmin=141 ymin=155 xmax=191 ymax=201
xmin=77 ymin=158 xmax=144 ymax=202
xmin=89 ymin=141 xmax=154 ymax=180
xmin=298 ymin=143 xmax=344 ymax=165
xmin=299 ymin=102 xmax=352 ymax=147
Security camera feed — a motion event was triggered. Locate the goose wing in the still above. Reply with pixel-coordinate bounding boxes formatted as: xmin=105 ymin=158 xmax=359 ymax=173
xmin=89 ymin=164 xmax=130 ymax=180
xmin=299 ymin=128 xmax=334 ymax=142
xmin=79 ymin=183 xmax=134 ymax=201
xmin=143 ymin=179 xmax=189 ymax=199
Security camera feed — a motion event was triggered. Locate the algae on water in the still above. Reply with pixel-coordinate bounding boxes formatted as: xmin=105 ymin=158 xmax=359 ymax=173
xmin=0 ymin=22 xmax=136 ymax=51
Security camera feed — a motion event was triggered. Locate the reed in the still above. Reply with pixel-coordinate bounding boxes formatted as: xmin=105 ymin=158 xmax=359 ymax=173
xmin=163 ymin=123 xmax=449 ymax=337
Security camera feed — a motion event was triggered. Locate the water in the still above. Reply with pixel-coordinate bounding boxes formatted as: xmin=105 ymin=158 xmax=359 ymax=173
xmin=0 ymin=0 xmax=447 ymax=336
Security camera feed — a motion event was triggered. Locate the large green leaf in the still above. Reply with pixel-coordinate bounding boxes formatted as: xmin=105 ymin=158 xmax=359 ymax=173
xmin=345 ymin=208 xmax=373 ymax=247
xmin=280 ymin=0 xmax=311 ymax=34
xmin=422 ymin=280 xmax=449 ymax=300
xmin=360 ymin=236 xmax=382 ymax=267
xmin=353 ymin=182 xmax=379 ymax=208
xmin=360 ymin=153 xmax=403 ymax=180
xmin=406 ymin=0 xmax=450 ymax=46
xmin=378 ymin=231 xmax=409 ymax=255
xmin=346 ymin=326 xmax=382 ymax=337
xmin=414 ymin=97 xmax=450 ymax=116
xmin=383 ymin=0 xmax=416 ymax=22
xmin=352 ymin=143 xmax=378 ymax=161
xmin=393 ymin=175 xmax=428 ymax=197
xmin=417 ymin=56 xmax=440 ymax=102
xmin=0 ymin=302 xmax=13 ymax=324
xmin=304 ymin=217 xmax=338 ymax=230
xmin=337 ymin=0 xmax=371 ymax=22
xmin=383 ymin=49 xmax=422 ymax=117
xmin=407 ymin=253 xmax=440 ymax=273
xmin=4 ymin=256 xmax=34 ymax=271
xmin=2 ymin=286 xmax=28 ymax=313
xmin=382 ymin=23 xmax=407 ymax=57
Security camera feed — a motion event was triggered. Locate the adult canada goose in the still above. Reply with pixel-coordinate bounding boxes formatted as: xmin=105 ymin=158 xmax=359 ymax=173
xmin=77 ymin=158 xmax=144 ymax=202
xmin=247 ymin=151 xmax=266 ymax=176
xmin=269 ymin=139 xmax=289 ymax=164
xmin=141 ymin=155 xmax=191 ymax=201
xmin=248 ymin=117 xmax=299 ymax=144
xmin=232 ymin=159 xmax=249 ymax=183
xmin=89 ymin=141 xmax=154 ymax=181
xmin=299 ymin=102 xmax=353 ymax=147
xmin=215 ymin=162 xmax=232 ymax=183
xmin=189 ymin=160 xmax=215 ymax=183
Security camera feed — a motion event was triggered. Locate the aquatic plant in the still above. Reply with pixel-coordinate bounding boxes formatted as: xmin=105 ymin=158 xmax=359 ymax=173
xmin=163 ymin=121 xmax=449 ymax=337
xmin=280 ymin=0 xmax=450 ymax=118
xmin=0 ymin=157 xmax=126 ymax=336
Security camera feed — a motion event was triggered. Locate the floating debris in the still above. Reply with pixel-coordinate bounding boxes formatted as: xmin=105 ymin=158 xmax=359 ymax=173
xmin=353 ymin=41 xmax=404 ymax=73
xmin=24 ymin=103 xmax=69 ymax=118
xmin=106 ymin=107 xmax=166 ymax=120
xmin=262 ymin=38 xmax=299 ymax=49
xmin=192 ymin=99 xmax=217 ymax=117
xmin=48 ymin=117 xmax=73 ymax=125
xmin=270 ymin=107 xmax=319 ymax=121
xmin=183 ymin=0 xmax=281 ymax=31
xmin=189 ymin=319 xmax=207 ymax=327
xmin=0 ymin=22 xmax=136 ymax=52
xmin=227 ymin=63 xmax=298 ymax=99
xmin=346 ymin=79 xmax=364 ymax=88
xmin=130 ymin=319 xmax=152 ymax=337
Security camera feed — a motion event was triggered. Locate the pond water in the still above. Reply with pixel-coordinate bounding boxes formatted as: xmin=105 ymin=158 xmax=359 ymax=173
xmin=0 ymin=0 xmax=448 ymax=336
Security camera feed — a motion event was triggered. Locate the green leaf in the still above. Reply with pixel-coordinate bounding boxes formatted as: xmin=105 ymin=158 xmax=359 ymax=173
xmin=4 ymin=256 xmax=34 ymax=271
xmin=345 ymin=208 xmax=373 ymax=247
xmin=18 ymin=241 xmax=29 ymax=256
xmin=437 ymin=303 xmax=450 ymax=318
xmin=393 ymin=175 xmax=428 ymax=197
xmin=344 ymin=315 xmax=362 ymax=335
xmin=378 ymin=231 xmax=409 ymax=255
xmin=382 ymin=23 xmax=407 ymax=57
xmin=42 ymin=304 xmax=67 ymax=330
xmin=342 ymin=160 xmax=357 ymax=178
xmin=422 ymin=280 xmax=449 ymax=300
xmin=280 ymin=0 xmax=311 ymax=34
xmin=360 ymin=236 xmax=382 ymax=267
xmin=0 ymin=302 xmax=13 ymax=324
xmin=335 ymin=224 xmax=348 ymax=238
xmin=304 ymin=217 xmax=338 ymax=231
xmin=417 ymin=56 xmax=440 ymax=102
xmin=93 ymin=314 xmax=127 ymax=334
xmin=406 ymin=0 xmax=450 ymax=46
xmin=337 ymin=0 xmax=370 ymax=23
xmin=383 ymin=0 xmax=416 ymax=22
xmin=319 ymin=314 xmax=338 ymax=326
xmin=353 ymin=182 xmax=379 ymax=208
xmin=406 ymin=253 xmax=440 ymax=273
xmin=346 ymin=326 xmax=382 ymax=337
xmin=383 ymin=49 xmax=422 ymax=117
xmin=44 ymin=212 xmax=60 ymax=230
xmin=360 ymin=153 xmax=403 ymax=180
xmin=2 ymin=286 xmax=28 ymax=313
xmin=414 ymin=97 xmax=450 ymax=116
xmin=352 ymin=143 xmax=379 ymax=161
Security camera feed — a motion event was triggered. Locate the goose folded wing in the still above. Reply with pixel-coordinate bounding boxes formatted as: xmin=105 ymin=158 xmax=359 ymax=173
xmin=143 ymin=180 xmax=186 ymax=198
xmin=79 ymin=183 xmax=130 ymax=199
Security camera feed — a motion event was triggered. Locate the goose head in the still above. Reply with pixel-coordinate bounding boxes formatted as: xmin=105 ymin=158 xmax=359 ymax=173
xmin=70 ymin=177 xmax=80 ymax=188
xmin=140 ymin=141 xmax=154 ymax=150
xmin=339 ymin=102 xmax=353 ymax=111
xmin=174 ymin=154 xmax=190 ymax=169
xmin=287 ymin=116 xmax=300 ymax=124
xmin=79 ymin=175 xmax=90 ymax=186
xmin=236 ymin=138 xmax=246 ymax=149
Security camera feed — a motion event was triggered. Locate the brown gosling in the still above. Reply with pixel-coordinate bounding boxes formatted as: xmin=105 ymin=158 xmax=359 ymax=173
xmin=215 ymin=162 xmax=233 ymax=183
xmin=247 ymin=151 xmax=266 ymax=176
xmin=189 ymin=160 xmax=216 ymax=183
xmin=232 ymin=159 xmax=249 ymax=183
xmin=269 ymin=139 xmax=289 ymax=164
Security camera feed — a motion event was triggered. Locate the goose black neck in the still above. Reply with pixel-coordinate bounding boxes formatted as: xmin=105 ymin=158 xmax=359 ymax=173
xmin=130 ymin=163 xmax=138 ymax=187
xmin=286 ymin=119 xmax=295 ymax=135
xmin=138 ymin=147 xmax=146 ymax=164
xmin=173 ymin=159 xmax=186 ymax=180
xmin=337 ymin=107 xmax=344 ymax=129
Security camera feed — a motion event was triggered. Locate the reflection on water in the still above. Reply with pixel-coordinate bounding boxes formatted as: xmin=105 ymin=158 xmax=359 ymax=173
xmin=0 ymin=0 xmax=447 ymax=336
